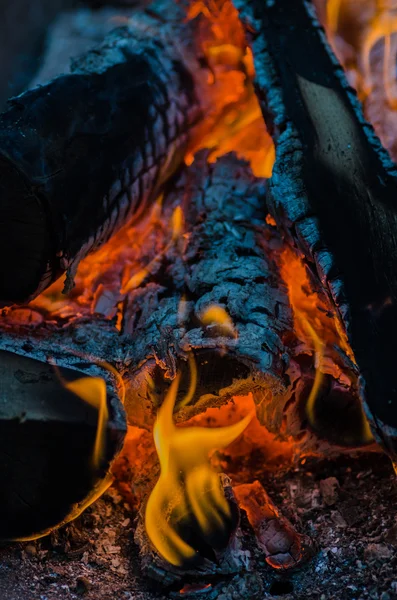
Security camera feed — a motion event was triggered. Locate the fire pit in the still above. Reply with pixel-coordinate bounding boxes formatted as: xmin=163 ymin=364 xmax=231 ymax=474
xmin=1 ymin=0 xmax=397 ymax=599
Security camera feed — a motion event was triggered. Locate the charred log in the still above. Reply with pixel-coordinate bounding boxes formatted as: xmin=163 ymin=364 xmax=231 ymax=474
xmin=121 ymin=153 xmax=294 ymax=427
xmin=0 ymin=0 xmax=204 ymax=305
xmin=0 ymin=350 xmax=126 ymax=541
xmin=0 ymin=149 xmax=366 ymax=454
xmin=237 ymin=0 xmax=397 ymax=455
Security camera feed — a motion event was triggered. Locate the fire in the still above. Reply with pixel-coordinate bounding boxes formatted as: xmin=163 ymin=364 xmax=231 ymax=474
xmin=185 ymin=0 xmax=275 ymax=177
xmin=279 ymin=246 xmax=373 ymax=442
xmin=200 ymin=304 xmax=237 ymax=337
xmin=145 ymin=374 xmax=253 ymax=566
xmin=65 ymin=377 xmax=109 ymax=469
xmin=324 ymin=0 xmax=397 ymax=107
xmin=279 ymin=246 xmax=352 ymax=358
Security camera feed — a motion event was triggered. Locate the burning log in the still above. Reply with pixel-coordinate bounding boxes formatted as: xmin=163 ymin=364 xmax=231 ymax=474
xmin=236 ymin=0 xmax=397 ymax=458
xmin=121 ymin=152 xmax=294 ymax=427
xmin=0 ymin=0 xmax=206 ymax=305
xmin=0 ymin=350 xmax=126 ymax=541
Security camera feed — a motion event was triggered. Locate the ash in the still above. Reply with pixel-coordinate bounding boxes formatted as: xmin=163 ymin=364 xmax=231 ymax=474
xmin=1 ymin=453 xmax=396 ymax=600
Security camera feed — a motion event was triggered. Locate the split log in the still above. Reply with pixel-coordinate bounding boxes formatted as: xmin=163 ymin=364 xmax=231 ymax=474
xmin=0 ymin=350 xmax=126 ymax=541
xmin=236 ymin=0 xmax=397 ymax=456
xmin=0 ymin=0 xmax=206 ymax=305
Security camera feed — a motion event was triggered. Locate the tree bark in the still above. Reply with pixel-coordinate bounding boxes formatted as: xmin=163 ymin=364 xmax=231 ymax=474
xmin=120 ymin=153 xmax=294 ymax=428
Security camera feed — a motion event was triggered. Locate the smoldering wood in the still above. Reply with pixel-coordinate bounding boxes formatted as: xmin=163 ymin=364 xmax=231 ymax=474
xmin=0 ymin=0 xmax=204 ymax=305
xmin=121 ymin=153 xmax=295 ymax=428
xmin=0 ymin=350 xmax=126 ymax=541
xmin=234 ymin=480 xmax=313 ymax=570
xmin=0 ymin=151 xmax=365 ymax=455
xmin=0 ymin=154 xmax=294 ymax=428
xmin=236 ymin=0 xmax=397 ymax=446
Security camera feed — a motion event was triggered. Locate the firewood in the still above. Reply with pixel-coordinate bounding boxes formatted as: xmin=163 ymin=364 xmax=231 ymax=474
xmin=0 ymin=350 xmax=126 ymax=541
xmin=236 ymin=0 xmax=397 ymax=455
xmin=0 ymin=150 xmax=365 ymax=454
xmin=0 ymin=0 xmax=206 ymax=305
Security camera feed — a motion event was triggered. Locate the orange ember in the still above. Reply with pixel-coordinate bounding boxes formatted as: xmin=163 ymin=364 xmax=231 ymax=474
xmin=279 ymin=246 xmax=352 ymax=358
xmin=185 ymin=0 xmax=275 ymax=176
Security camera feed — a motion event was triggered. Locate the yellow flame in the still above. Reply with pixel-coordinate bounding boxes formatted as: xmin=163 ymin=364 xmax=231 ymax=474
xmin=145 ymin=374 xmax=253 ymax=566
xmin=171 ymin=205 xmax=184 ymax=241
xmin=296 ymin=312 xmax=325 ymax=428
xmin=122 ymin=206 xmax=183 ymax=294
xmin=200 ymin=305 xmax=237 ymax=337
xmin=178 ymin=353 xmax=198 ymax=409
xmin=65 ymin=377 xmax=109 ymax=469
xmin=326 ymin=0 xmax=397 ymax=109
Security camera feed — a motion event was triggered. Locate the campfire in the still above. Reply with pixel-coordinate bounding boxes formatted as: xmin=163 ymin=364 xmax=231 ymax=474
xmin=1 ymin=0 xmax=397 ymax=598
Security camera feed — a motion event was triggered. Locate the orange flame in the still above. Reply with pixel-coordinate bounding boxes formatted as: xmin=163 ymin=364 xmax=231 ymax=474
xmin=145 ymin=374 xmax=253 ymax=566
xmin=185 ymin=0 xmax=275 ymax=177
xmin=279 ymin=247 xmax=373 ymax=442
xmin=325 ymin=0 xmax=397 ymax=108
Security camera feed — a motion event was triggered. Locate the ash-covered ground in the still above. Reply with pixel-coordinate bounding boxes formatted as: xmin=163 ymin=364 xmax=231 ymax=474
xmin=1 ymin=452 xmax=396 ymax=600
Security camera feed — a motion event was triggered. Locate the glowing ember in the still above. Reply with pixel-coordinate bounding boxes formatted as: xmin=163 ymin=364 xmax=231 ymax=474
xmin=145 ymin=374 xmax=253 ymax=566
xmin=279 ymin=246 xmax=373 ymax=443
xmin=279 ymin=246 xmax=352 ymax=359
xmin=185 ymin=0 xmax=275 ymax=177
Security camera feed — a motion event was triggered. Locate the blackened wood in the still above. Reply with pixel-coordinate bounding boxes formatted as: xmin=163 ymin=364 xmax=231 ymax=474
xmin=121 ymin=153 xmax=293 ymax=427
xmin=237 ymin=0 xmax=397 ymax=447
xmin=0 ymin=152 xmax=363 ymax=455
xmin=0 ymin=350 xmax=126 ymax=540
xmin=0 ymin=0 xmax=203 ymax=305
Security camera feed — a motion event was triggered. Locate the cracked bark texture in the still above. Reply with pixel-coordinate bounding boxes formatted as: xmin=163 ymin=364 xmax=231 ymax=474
xmin=120 ymin=153 xmax=294 ymax=428
xmin=0 ymin=153 xmax=294 ymax=430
